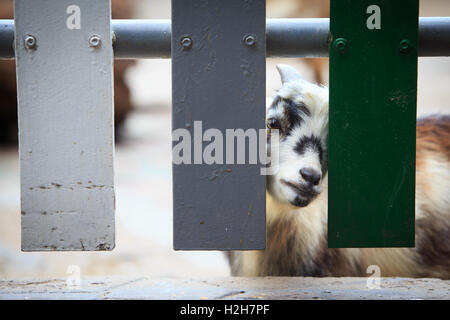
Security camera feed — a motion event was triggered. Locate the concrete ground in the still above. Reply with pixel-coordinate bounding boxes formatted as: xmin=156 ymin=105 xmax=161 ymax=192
xmin=0 ymin=0 xmax=449 ymax=298
xmin=1 ymin=277 xmax=449 ymax=300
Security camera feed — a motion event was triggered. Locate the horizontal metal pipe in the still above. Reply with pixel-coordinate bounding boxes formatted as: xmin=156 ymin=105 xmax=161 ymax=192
xmin=266 ymin=18 xmax=329 ymax=58
xmin=113 ymin=19 xmax=171 ymax=59
xmin=0 ymin=20 xmax=14 ymax=59
xmin=1 ymin=17 xmax=449 ymax=59
xmin=418 ymin=17 xmax=450 ymax=57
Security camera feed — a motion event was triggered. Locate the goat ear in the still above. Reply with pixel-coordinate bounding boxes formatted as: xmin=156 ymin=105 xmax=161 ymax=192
xmin=276 ymin=64 xmax=303 ymax=84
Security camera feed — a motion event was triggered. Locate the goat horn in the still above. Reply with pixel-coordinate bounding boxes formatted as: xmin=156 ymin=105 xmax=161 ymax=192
xmin=276 ymin=64 xmax=303 ymax=84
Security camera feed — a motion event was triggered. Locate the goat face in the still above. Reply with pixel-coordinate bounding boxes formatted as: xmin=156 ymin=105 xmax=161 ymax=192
xmin=267 ymin=65 xmax=329 ymax=207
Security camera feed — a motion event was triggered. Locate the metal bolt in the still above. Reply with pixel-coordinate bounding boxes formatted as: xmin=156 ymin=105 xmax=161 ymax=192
xmin=243 ymin=35 xmax=256 ymax=46
xmin=89 ymin=35 xmax=102 ymax=48
xmin=24 ymin=35 xmax=37 ymax=50
xmin=399 ymin=39 xmax=411 ymax=54
xmin=180 ymin=36 xmax=192 ymax=49
xmin=333 ymin=38 xmax=347 ymax=53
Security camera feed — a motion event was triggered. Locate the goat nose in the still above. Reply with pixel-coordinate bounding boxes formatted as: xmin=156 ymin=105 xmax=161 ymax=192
xmin=300 ymin=167 xmax=321 ymax=185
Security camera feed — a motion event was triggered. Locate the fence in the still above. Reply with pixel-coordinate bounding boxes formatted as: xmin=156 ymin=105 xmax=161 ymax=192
xmin=2 ymin=17 xmax=450 ymax=59
xmin=1 ymin=0 xmax=449 ymax=251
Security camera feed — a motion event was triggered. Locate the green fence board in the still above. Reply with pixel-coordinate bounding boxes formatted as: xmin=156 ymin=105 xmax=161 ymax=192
xmin=329 ymin=0 xmax=418 ymax=247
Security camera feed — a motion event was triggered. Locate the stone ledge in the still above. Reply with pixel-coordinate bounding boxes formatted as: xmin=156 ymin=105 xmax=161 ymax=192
xmin=0 ymin=277 xmax=448 ymax=300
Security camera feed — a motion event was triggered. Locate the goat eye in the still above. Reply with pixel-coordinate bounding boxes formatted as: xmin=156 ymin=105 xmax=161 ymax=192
xmin=267 ymin=118 xmax=281 ymax=130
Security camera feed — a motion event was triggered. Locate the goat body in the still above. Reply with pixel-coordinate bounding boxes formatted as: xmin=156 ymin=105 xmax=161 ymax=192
xmin=227 ymin=66 xmax=450 ymax=279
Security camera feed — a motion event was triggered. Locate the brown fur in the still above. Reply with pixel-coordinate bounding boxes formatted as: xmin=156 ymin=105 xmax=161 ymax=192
xmin=416 ymin=116 xmax=450 ymax=162
xmin=414 ymin=116 xmax=450 ymax=277
xmin=227 ymin=116 xmax=450 ymax=279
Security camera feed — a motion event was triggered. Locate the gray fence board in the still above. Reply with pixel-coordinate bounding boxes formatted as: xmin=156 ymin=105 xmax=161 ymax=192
xmin=172 ymin=0 xmax=266 ymax=250
xmin=15 ymin=0 xmax=115 ymax=251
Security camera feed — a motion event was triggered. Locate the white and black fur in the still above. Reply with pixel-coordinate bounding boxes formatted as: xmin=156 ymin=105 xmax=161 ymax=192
xmin=226 ymin=64 xmax=450 ymax=278
xmin=266 ymin=65 xmax=328 ymax=209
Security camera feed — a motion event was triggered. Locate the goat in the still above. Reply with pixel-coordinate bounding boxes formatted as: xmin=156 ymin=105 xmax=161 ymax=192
xmin=226 ymin=64 xmax=450 ymax=279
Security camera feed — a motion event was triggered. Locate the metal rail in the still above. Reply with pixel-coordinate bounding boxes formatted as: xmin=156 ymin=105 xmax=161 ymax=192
xmin=1 ymin=17 xmax=449 ymax=59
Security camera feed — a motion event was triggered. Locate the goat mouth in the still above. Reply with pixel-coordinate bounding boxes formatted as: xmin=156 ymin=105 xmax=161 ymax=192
xmin=291 ymin=197 xmax=311 ymax=207
xmin=280 ymin=179 xmax=319 ymax=199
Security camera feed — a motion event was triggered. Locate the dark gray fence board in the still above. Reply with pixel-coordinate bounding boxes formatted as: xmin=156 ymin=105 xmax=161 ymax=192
xmin=172 ymin=0 xmax=266 ymax=250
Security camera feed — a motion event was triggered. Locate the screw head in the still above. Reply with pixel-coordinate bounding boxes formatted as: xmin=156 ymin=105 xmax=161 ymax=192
xmin=399 ymin=39 xmax=411 ymax=54
xmin=89 ymin=35 xmax=102 ymax=48
xmin=180 ymin=36 xmax=192 ymax=49
xmin=24 ymin=35 xmax=37 ymax=50
xmin=333 ymin=38 xmax=348 ymax=53
xmin=243 ymin=35 xmax=256 ymax=46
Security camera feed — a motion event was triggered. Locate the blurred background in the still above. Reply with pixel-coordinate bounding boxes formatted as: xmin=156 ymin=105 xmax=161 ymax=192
xmin=0 ymin=0 xmax=449 ymax=279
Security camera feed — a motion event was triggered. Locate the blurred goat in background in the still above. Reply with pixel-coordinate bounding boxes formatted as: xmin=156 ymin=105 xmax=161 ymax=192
xmin=267 ymin=0 xmax=329 ymax=84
